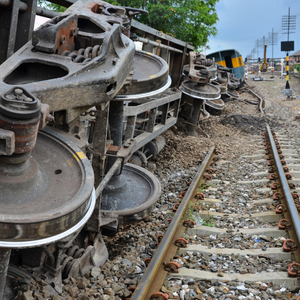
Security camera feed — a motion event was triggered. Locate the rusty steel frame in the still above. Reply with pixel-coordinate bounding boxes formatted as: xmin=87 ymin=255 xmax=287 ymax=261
xmin=0 ymin=0 xmax=136 ymax=125
xmin=123 ymin=89 xmax=181 ymax=151
xmin=131 ymin=146 xmax=215 ymax=300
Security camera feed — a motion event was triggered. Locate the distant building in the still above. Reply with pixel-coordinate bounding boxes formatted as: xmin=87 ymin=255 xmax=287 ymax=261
xmin=290 ymin=50 xmax=300 ymax=63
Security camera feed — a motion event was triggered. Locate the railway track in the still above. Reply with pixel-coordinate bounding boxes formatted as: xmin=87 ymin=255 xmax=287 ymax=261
xmin=130 ymin=125 xmax=300 ymax=300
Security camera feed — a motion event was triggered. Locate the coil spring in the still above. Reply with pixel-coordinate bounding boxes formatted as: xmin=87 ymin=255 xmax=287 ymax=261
xmin=60 ymin=246 xmax=86 ymax=278
xmin=194 ymin=58 xmax=213 ymax=66
xmin=61 ymin=45 xmax=102 ymax=63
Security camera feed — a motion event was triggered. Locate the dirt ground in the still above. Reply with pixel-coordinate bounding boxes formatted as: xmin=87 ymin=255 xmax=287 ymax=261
xmin=155 ymin=72 xmax=300 ymax=169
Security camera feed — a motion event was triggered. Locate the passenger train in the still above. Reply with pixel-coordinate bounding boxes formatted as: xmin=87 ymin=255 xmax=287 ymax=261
xmin=207 ymin=49 xmax=245 ymax=80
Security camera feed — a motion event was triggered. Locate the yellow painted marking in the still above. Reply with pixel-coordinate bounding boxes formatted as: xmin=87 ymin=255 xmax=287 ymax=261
xmin=216 ymin=60 xmax=226 ymax=67
xmin=77 ymin=151 xmax=86 ymax=159
xmin=287 ymin=66 xmax=289 ymax=71
xmin=149 ymin=75 xmax=157 ymax=78
xmin=287 ymin=75 xmax=289 ymax=81
xmin=147 ymin=52 xmax=153 ymax=56
xmin=232 ymin=56 xmax=243 ymax=68
xmin=73 ymin=151 xmax=86 ymax=161
xmin=67 ymin=159 xmax=73 ymax=167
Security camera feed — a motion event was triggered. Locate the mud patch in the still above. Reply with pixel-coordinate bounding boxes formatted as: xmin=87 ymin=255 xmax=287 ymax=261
xmin=220 ymin=114 xmax=280 ymax=133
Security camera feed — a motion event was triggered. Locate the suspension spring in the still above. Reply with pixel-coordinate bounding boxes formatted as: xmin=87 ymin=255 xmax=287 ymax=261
xmin=194 ymin=58 xmax=213 ymax=66
xmin=61 ymin=45 xmax=102 ymax=63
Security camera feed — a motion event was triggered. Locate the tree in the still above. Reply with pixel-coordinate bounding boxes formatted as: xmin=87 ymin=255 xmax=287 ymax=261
xmin=37 ymin=0 xmax=66 ymax=12
xmin=107 ymin=0 xmax=219 ymax=48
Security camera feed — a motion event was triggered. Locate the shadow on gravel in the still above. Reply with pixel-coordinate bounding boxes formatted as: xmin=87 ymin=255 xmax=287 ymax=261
xmin=220 ymin=114 xmax=281 ymax=133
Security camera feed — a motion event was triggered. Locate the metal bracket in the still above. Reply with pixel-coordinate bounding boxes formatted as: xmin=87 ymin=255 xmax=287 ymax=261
xmin=0 ymin=128 xmax=15 ymax=155
xmin=103 ymin=154 xmax=125 ymax=176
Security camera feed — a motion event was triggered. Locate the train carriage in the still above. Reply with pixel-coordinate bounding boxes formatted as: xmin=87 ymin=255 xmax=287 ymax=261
xmin=207 ymin=49 xmax=245 ymax=80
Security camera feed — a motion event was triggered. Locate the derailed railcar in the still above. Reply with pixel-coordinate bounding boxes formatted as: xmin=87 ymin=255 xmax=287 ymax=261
xmin=207 ymin=49 xmax=245 ymax=80
xmin=0 ymin=0 xmax=194 ymax=296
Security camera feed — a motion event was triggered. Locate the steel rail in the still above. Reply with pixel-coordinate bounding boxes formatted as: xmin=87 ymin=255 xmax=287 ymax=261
xmin=131 ymin=146 xmax=215 ymax=300
xmin=244 ymin=87 xmax=265 ymax=114
xmin=266 ymin=125 xmax=300 ymax=244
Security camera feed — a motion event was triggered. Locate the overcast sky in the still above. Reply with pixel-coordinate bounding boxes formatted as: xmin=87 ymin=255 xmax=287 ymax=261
xmin=207 ymin=0 xmax=300 ymax=60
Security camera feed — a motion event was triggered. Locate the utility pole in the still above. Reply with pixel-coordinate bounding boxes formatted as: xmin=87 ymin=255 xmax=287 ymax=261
xmin=259 ymin=37 xmax=264 ymax=61
xmin=255 ymin=39 xmax=259 ymax=59
xmin=268 ymin=28 xmax=278 ymax=68
xmin=281 ymin=7 xmax=296 ymax=93
xmin=251 ymin=48 xmax=256 ymax=60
